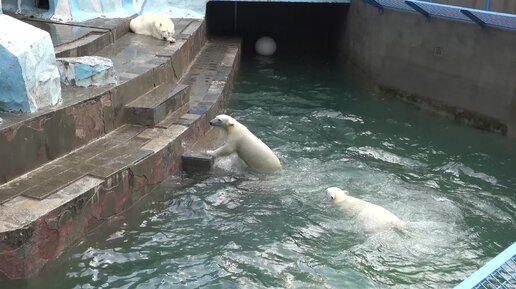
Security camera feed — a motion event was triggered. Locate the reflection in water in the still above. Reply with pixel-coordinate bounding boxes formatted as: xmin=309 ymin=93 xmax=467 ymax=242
xmin=2 ymin=54 xmax=515 ymax=289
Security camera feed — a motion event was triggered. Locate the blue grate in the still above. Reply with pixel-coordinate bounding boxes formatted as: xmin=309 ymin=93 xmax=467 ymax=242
xmin=369 ymin=0 xmax=516 ymax=30
xmin=455 ymin=243 xmax=516 ymax=289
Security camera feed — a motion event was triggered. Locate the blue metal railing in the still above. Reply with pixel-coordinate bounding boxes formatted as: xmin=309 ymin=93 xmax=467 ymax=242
xmin=455 ymin=242 xmax=516 ymax=289
xmin=362 ymin=0 xmax=516 ymax=30
xmin=209 ymin=0 xmax=351 ymax=3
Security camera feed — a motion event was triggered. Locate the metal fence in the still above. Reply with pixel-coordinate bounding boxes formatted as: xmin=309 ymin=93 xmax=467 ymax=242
xmin=362 ymin=0 xmax=516 ymax=30
xmin=455 ymin=243 xmax=516 ymax=289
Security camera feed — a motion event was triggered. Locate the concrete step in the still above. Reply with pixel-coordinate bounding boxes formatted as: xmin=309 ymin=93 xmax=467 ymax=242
xmin=0 ymin=125 xmax=149 ymax=204
xmin=0 ymin=18 xmax=206 ymax=186
xmin=94 ymin=19 xmax=196 ymax=105
xmin=0 ymin=37 xmax=240 ymax=205
xmin=158 ymin=38 xmax=241 ymax=128
xmin=125 ymin=83 xmax=191 ymax=127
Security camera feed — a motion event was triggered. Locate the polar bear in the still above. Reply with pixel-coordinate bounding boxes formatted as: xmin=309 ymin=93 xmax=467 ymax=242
xmin=206 ymin=114 xmax=282 ymax=174
xmin=129 ymin=13 xmax=175 ymax=43
xmin=327 ymin=187 xmax=405 ymax=233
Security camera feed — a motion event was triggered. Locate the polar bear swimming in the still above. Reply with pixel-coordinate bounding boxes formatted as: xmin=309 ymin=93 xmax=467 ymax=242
xmin=327 ymin=187 xmax=405 ymax=233
xmin=129 ymin=13 xmax=175 ymax=43
xmin=207 ymin=114 xmax=282 ymax=174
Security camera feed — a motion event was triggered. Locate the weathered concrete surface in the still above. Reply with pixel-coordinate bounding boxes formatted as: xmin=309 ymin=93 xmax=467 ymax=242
xmin=0 ymin=36 xmax=241 ymax=279
xmin=0 ymin=18 xmax=206 ymax=186
xmin=0 ymin=176 xmax=104 ymax=279
xmin=340 ymin=1 xmax=516 ymax=136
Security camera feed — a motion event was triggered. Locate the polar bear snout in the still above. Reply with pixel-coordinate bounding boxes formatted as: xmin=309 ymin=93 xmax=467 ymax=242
xmin=209 ymin=115 xmax=234 ymax=127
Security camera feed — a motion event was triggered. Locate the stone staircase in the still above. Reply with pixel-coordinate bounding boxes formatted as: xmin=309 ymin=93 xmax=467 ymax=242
xmin=0 ymin=16 xmax=240 ymax=279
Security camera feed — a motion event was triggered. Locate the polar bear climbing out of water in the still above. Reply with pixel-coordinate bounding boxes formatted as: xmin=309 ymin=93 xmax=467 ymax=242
xmin=327 ymin=187 xmax=405 ymax=233
xmin=207 ymin=114 xmax=282 ymax=174
xmin=129 ymin=13 xmax=175 ymax=43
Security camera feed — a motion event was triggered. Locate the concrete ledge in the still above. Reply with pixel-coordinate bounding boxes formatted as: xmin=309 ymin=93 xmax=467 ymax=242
xmin=0 ymin=18 xmax=207 ymax=185
xmin=0 ymin=36 xmax=241 ymax=279
xmin=13 ymin=16 xmax=134 ymax=58
xmin=182 ymin=153 xmax=215 ymax=173
xmin=379 ymin=86 xmax=508 ymax=135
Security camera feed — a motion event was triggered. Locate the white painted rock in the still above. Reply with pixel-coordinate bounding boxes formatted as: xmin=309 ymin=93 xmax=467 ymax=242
xmin=0 ymin=14 xmax=62 ymax=113
xmin=51 ymin=0 xmax=141 ymax=22
xmin=57 ymin=56 xmax=118 ymax=87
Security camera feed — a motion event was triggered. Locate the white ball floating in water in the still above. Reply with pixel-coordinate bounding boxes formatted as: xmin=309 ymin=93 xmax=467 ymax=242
xmin=255 ymin=36 xmax=277 ymax=56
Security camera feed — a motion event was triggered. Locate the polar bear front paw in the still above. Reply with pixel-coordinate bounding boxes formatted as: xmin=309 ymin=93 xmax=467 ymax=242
xmin=167 ymin=37 xmax=176 ymax=43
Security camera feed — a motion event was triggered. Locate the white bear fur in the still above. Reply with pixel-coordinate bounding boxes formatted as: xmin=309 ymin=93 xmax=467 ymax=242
xmin=207 ymin=114 xmax=282 ymax=174
xmin=129 ymin=13 xmax=175 ymax=43
xmin=327 ymin=187 xmax=405 ymax=233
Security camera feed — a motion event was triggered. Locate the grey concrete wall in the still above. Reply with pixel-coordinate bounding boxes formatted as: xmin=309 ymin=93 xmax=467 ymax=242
xmin=433 ymin=0 xmax=516 ymax=14
xmin=339 ymin=1 xmax=516 ymax=136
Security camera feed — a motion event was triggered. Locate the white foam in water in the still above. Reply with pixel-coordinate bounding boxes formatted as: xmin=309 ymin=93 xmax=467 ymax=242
xmin=212 ymin=153 xmax=248 ymax=174
xmin=347 ymin=146 xmax=427 ymax=168
xmin=438 ymin=162 xmax=498 ymax=185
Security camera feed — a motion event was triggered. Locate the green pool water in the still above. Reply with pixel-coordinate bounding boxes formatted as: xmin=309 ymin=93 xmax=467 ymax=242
xmin=3 ymin=54 xmax=515 ymax=289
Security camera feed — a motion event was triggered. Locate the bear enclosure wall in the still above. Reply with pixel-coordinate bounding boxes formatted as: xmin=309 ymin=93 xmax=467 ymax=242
xmin=206 ymin=1 xmax=348 ymax=54
xmin=338 ymin=1 xmax=516 ymax=137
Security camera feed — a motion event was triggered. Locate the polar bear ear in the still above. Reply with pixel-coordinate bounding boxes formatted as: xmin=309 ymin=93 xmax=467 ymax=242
xmin=159 ymin=23 xmax=162 ymax=27
xmin=226 ymin=119 xmax=235 ymax=126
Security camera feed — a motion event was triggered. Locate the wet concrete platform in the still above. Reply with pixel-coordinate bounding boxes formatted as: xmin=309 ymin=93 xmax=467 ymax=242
xmin=5 ymin=14 xmax=135 ymax=57
xmin=0 ymin=14 xmax=241 ymax=279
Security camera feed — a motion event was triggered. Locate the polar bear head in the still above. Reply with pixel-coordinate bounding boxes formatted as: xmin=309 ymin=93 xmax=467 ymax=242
xmin=155 ymin=18 xmax=175 ymax=42
xmin=209 ymin=114 xmax=236 ymax=129
xmin=327 ymin=187 xmax=348 ymax=203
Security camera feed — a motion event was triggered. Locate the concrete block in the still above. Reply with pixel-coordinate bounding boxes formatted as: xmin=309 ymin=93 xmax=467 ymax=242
xmin=0 ymin=14 xmax=62 ymax=113
xmin=57 ymin=56 xmax=118 ymax=87
xmin=182 ymin=153 xmax=214 ymax=173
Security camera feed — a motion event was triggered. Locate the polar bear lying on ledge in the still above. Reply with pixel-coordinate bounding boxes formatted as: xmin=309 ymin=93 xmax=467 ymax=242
xmin=327 ymin=187 xmax=405 ymax=233
xmin=207 ymin=114 xmax=282 ymax=174
xmin=129 ymin=13 xmax=175 ymax=43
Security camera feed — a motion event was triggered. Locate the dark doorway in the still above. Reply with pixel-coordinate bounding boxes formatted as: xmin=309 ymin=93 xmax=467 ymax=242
xmin=37 ymin=0 xmax=49 ymax=10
